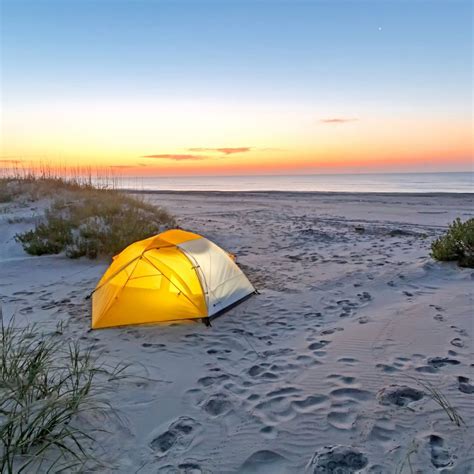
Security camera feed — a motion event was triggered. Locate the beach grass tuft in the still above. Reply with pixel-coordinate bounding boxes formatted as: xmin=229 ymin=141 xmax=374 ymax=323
xmin=408 ymin=376 xmax=465 ymax=427
xmin=0 ymin=313 xmax=126 ymax=473
xmin=395 ymin=438 xmax=418 ymax=474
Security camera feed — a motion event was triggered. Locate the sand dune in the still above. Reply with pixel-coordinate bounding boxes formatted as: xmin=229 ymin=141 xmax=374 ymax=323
xmin=1 ymin=191 xmax=473 ymax=473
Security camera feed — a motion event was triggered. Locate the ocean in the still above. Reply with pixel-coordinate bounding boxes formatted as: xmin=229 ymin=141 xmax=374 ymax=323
xmin=115 ymin=172 xmax=473 ymax=193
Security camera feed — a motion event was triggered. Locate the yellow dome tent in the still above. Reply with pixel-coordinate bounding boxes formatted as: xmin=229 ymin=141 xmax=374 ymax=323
xmin=91 ymin=229 xmax=255 ymax=329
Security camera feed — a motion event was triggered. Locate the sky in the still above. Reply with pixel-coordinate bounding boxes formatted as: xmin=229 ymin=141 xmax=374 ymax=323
xmin=1 ymin=0 xmax=472 ymax=176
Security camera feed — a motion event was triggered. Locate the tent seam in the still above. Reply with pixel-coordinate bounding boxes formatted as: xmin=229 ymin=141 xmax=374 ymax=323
xmin=141 ymin=255 xmax=205 ymax=315
xmin=95 ymin=256 xmax=142 ymax=325
xmin=175 ymin=246 xmax=211 ymax=315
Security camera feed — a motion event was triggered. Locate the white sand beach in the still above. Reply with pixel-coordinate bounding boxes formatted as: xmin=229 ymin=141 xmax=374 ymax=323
xmin=1 ymin=191 xmax=473 ymax=473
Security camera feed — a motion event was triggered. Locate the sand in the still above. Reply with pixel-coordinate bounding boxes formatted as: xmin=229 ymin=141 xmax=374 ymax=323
xmin=0 ymin=191 xmax=473 ymax=473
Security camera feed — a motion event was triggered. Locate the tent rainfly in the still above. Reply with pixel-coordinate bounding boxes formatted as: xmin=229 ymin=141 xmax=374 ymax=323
xmin=91 ymin=229 xmax=255 ymax=328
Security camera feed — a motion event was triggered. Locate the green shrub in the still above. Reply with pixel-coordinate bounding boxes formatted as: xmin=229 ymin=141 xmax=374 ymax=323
xmin=0 ymin=181 xmax=21 ymax=203
xmin=431 ymin=218 xmax=474 ymax=268
xmin=15 ymin=210 xmax=74 ymax=256
xmin=15 ymin=188 xmax=175 ymax=259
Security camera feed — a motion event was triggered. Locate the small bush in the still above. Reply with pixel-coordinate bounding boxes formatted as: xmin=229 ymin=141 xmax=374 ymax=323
xmin=0 ymin=315 xmax=126 ymax=472
xmin=15 ymin=209 xmax=74 ymax=255
xmin=15 ymin=187 xmax=175 ymax=259
xmin=0 ymin=181 xmax=21 ymax=204
xmin=431 ymin=218 xmax=474 ymax=268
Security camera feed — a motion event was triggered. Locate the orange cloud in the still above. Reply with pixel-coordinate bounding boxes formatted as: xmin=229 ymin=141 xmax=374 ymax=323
xmin=188 ymin=147 xmax=252 ymax=155
xmin=142 ymin=154 xmax=206 ymax=161
xmin=110 ymin=163 xmax=150 ymax=168
xmin=129 ymin=149 xmax=471 ymax=176
xmin=320 ymin=118 xmax=358 ymax=124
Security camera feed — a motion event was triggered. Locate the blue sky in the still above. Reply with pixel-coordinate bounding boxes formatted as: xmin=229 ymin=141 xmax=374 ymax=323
xmin=2 ymin=1 xmax=471 ymax=102
xmin=1 ymin=0 xmax=472 ymax=174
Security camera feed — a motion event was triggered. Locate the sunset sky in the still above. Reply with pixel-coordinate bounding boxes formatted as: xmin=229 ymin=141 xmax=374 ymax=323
xmin=1 ymin=0 xmax=472 ymax=175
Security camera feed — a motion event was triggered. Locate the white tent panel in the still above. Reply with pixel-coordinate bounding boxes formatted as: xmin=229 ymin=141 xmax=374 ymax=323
xmin=178 ymin=238 xmax=255 ymax=316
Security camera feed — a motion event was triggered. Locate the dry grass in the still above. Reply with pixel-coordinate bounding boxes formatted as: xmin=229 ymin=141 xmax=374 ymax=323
xmin=395 ymin=439 xmax=419 ymax=474
xmin=0 ymin=163 xmax=123 ymax=204
xmin=407 ymin=375 xmax=465 ymax=427
xmin=3 ymin=173 xmax=176 ymax=259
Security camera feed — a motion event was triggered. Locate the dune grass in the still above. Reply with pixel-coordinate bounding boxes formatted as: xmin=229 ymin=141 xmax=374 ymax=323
xmin=0 ymin=313 xmax=126 ymax=473
xmin=3 ymin=174 xmax=176 ymax=259
xmin=395 ymin=438 xmax=418 ymax=474
xmin=0 ymin=166 xmax=110 ymax=203
xmin=431 ymin=218 xmax=474 ymax=268
xmin=416 ymin=379 xmax=465 ymax=427
xmin=407 ymin=375 xmax=465 ymax=427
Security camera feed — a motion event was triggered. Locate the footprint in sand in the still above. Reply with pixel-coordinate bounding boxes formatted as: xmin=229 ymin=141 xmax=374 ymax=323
xmin=176 ymin=461 xmax=205 ymax=473
xmin=247 ymin=363 xmax=275 ymax=380
xmin=458 ymin=376 xmax=474 ymax=394
xmin=292 ymin=394 xmax=328 ymax=412
xmin=308 ymin=340 xmax=331 ymax=352
xmin=40 ymin=302 xmax=57 ymax=310
xmin=321 ymin=327 xmax=343 ymax=336
xmin=310 ymin=445 xmax=368 ymax=473
xmin=367 ymin=419 xmax=398 ymax=444
xmin=157 ymin=459 xmax=206 ymax=473
xmin=450 ymin=325 xmax=468 ymax=337
xmin=326 ymin=377 xmax=361 ymax=430
xmin=426 ymin=356 xmax=460 ymax=369
xmin=428 ymin=434 xmax=455 ymax=469
xmin=357 ymin=292 xmax=372 ymax=302
xmin=197 ymin=373 xmax=230 ymax=387
xmin=12 ymin=290 xmax=35 ymax=296
xmin=416 ymin=356 xmax=461 ymax=373
xmin=376 ymin=363 xmax=399 ymax=373
xmin=142 ymin=342 xmax=165 ymax=350
xmin=202 ymin=394 xmax=233 ymax=416
xmin=327 ymin=410 xmax=358 ymax=431
xmin=376 ymin=385 xmax=424 ymax=407
xmin=304 ymin=311 xmax=323 ymax=321
xmin=266 ymin=386 xmax=300 ymax=398
xmin=330 ymin=387 xmax=373 ymax=402
xmin=262 ymin=347 xmax=294 ymax=358
xmin=337 ymin=357 xmax=359 ymax=365
xmin=239 ymin=450 xmax=289 ymax=473
xmin=259 ymin=425 xmax=277 ymax=439
xmin=327 ymin=374 xmax=358 ymax=388
xmin=450 ymin=337 xmax=464 ymax=348
xmin=206 ymin=348 xmax=232 ymax=355
xmin=150 ymin=417 xmax=201 ymax=456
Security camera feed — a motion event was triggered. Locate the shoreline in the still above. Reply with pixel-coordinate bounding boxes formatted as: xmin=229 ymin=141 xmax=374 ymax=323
xmin=124 ymin=188 xmax=474 ymax=197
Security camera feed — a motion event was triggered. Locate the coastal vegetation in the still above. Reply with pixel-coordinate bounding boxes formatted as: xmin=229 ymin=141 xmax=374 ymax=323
xmin=431 ymin=218 xmax=474 ymax=268
xmin=0 ymin=174 xmax=175 ymax=259
xmin=0 ymin=315 xmax=126 ymax=473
